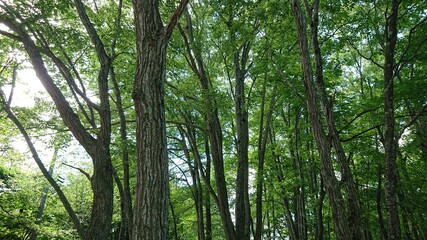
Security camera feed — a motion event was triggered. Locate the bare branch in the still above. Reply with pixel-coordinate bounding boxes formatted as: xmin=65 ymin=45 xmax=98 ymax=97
xmin=338 ymin=106 xmax=382 ymax=134
xmin=165 ymin=0 xmax=190 ymax=40
xmin=62 ymin=162 xmax=92 ymax=181
xmin=398 ymin=103 xmax=427 ymax=139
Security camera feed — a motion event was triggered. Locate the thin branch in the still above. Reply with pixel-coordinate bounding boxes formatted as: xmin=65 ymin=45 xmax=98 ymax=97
xmin=338 ymin=106 xmax=382 ymax=134
xmin=341 ymin=124 xmax=383 ymax=142
xmin=167 ymin=119 xmax=206 ymax=132
xmin=7 ymin=63 xmax=18 ymax=106
xmin=73 ymin=0 xmax=110 ymax=65
xmin=62 ymin=162 xmax=91 ymax=181
xmin=346 ymin=39 xmax=383 ymax=69
xmin=398 ymin=103 xmax=427 ymax=139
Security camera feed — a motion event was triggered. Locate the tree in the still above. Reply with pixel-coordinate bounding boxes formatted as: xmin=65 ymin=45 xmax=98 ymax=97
xmin=131 ymin=0 xmax=188 ymax=238
xmin=1 ymin=0 xmax=427 ymax=239
xmin=290 ymin=0 xmax=352 ymax=238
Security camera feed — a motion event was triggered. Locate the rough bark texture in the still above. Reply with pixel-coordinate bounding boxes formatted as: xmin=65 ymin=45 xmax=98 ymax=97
xmin=383 ymin=0 xmax=401 ymax=239
xmin=132 ymin=0 xmax=168 ymax=239
xmin=290 ymin=0 xmax=352 ymax=239
xmin=131 ymin=0 xmax=187 ymax=238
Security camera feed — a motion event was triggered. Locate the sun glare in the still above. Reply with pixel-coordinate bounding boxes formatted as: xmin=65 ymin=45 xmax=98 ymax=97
xmin=1 ymin=68 xmax=45 ymax=108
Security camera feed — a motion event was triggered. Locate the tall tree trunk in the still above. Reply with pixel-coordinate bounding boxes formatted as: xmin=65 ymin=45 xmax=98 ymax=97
xmin=303 ymin=0 xmax=365 ymax=238
xmin=254 ymin=76 xmax=276 ymax=240
xmin=132 ymin=1 xmax=168 ymax=238
xmin=131 ymin=0 xmax=187 ymax=238
xmin=111 ymin=66 xmax=133 ymax=240
xmin=290 ymin=0 xmax=351 ymax=239
xmin=204 ymin=138 xmax=213 ymax=240
xmin=234 ymin=41 xmax=251 ymax=240
xmin=110 ymin=0 xmax=133 ymax=236
xmin=293 ymin=108 xmax=308 ymax=240
xmin=383 ymin=0 xmax=401 ymax=239
xmin=178 ymin=126 xmax=205 ymax=240
xmin=178 ymin=13 xmax=237 ymax=239
xmin=377 ymin=161 xmax=388 ymax=240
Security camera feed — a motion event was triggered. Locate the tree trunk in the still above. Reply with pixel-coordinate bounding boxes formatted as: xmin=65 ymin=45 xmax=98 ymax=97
xmin=293 ymin=108 xmax=308 ymax=240
xmin=178 ymin=13 xmax=237 ymax=239
xmin=234 ymin=41 xmax=251 ymax=240
xmin=255 ymin=76 xmax=276 ymax=240
xmin=86 ymin=148 xmax=114 ymax=240
xmin=111 ymin=66 xmax=133 ymax=239
xmin=377 ymin=161 xmax=388 ymax=240
xmin=132 ymin=0 xmax=168 ymax=238
xmin=178 ymin=126 xmax=205 ymax=240
xmin=290 ymin=0 xmax=351 ymax=239
xmin=131 ymin=1 xmax=187 ymax=238
xmin=304 ymin=0 xmax=365 ymax=238
xmin=0 ymin=16 xmax=114 ymax=239
xmin=204 ymin=138 xmax=213 ymax=240
xmin=383 ymin=0 xmax=401 ymax=239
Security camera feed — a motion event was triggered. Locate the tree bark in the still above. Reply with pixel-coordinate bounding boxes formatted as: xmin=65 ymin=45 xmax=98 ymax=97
xmin=132 ymin=0 xmax=168 ymax=238
xmin=383 ymin=0 xmax=401 ymax=239
xmin=131 ymin=0 xmax=187 ymax=239
xmin=234 ymin=41 xmax=251 ymax=240
xmin=303 ymin=0 xmax=365 ymax=238
xmin=0 ymin=16 xmax=114 ymax=239
xmin=290 ymin=0 xmax=351 ymax=239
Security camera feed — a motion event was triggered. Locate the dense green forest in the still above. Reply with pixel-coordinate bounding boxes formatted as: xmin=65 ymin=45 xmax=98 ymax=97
xmin=0 ymin=0 xmax=426 ymax=239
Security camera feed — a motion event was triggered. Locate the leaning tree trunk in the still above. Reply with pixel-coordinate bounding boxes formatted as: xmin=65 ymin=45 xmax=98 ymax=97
xmin=290 ymin=0 xmax=351 ymax=239
xmin=0 ymin=15 xmax=114 ymax=239
xmin=306 ymin=0 xmax=365 ymax=238
xmin=178 ymin=13 xmax=237 ymax=239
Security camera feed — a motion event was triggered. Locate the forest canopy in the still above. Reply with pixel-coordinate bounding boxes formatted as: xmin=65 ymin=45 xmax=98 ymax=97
xmin=0 ymin=0 xmax=426 ymax=239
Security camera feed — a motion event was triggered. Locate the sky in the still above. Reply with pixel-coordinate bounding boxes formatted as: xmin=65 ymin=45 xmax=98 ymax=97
xmin=4 ymin=68 xmax=45 ymax=108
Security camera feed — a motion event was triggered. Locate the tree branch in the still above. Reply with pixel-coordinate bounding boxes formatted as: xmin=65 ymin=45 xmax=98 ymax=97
xmin=0 ymin=91 xmax=85 ymax=238
xmin=165 ymin=0 xmax=190 ymax=40
xmin=73 ymin=0 xmax=110 ymax=65
xmin=62 ymin=162 xmax=92 ymax=181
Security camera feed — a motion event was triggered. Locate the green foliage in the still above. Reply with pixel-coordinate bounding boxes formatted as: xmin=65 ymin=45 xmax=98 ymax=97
xmin=0 ymin=0 xmax=426 ymax=238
